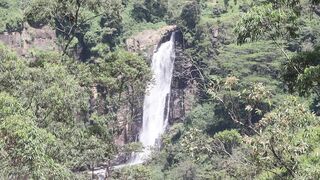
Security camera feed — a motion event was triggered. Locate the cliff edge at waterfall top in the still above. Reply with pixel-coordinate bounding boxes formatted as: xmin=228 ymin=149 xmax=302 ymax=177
xmin=1 ymin=0 xmax=320 ymax=179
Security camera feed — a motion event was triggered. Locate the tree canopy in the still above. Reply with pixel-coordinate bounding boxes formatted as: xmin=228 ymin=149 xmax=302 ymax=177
xmin=0 ymin=0 xmax=320 ymax=179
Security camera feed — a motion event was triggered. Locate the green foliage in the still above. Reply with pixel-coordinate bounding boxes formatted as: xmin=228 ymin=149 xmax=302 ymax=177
xmin=179 ymin=128 xmax=214 ymax=162
xmin=0 ymin=93 xmax=73 ymax=178
xmin=131 ymin=3 xmax=152 ymax=22
xmin=0 ymin=0 xmax=25 ymax=32
xmin=0 ymin=92 xmax=22 ymax=118
xmin=207 ymin=76 xmax=272 ymax=134
xmin=114 ymin=1 xmax=320 ymax=179
xmin=235 ymin=3 xmax=299 ymax=44
xmin=0 ymin=45 xmax=118 ymax=178
xmin=165 ymin=160 xmax=198 ymax=180
xmin=121 ymin=142 xmax=143 ymax=154
xmin=186 ymin=103 xmax=231 ymax=134
xmin=224 ymin=0 xmax=238 ymax=10
xmin=91 ymin=49 xmax=150 ymax=95
xmin=210 ymin=40 xmax=285 ymax=94
xmin=180 ymin=1 xmax=201 ymax=30
xmin=234 ymin=0 xmax=320 ymax=114
xmin=0 ymin=115 xmax=72 ymax=179
xmin=131 ymin=0 xmax=168 ymax=23
xmin=0 ymin=44 xmax=150 ymax=177
xmin=112 ymin=165 xmax=152 ymax=180
xmin=25 ymin=0 xmax=123 ymax=57
xmin=25 ymin=0 xmax=52 ymax=27
xmin=214 ymin=129 xmax=241 ymax=154
xmin=283 ymin=45 xmax=320 ymax=96
xmin=1 ymin=0 xmax=320 ymax=179
xmin=146 ymin=96 xmax=320 ymax=179
xmin=247 ymin=97 xmax=320 ymax=178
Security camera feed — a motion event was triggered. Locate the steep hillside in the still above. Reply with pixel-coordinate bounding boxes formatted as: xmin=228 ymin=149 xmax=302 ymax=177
xmin=0 ymin=0 xmax=320 ymax=179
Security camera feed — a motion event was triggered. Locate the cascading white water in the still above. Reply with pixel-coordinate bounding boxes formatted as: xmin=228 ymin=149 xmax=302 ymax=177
xmin=130 ymin=32 xmax=176 ymax=164
xmin=92 ymin=33 xmax=176 ymax=179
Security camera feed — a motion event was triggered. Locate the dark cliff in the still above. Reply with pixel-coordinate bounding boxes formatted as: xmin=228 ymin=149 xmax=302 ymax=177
xmin=168 ymin=31 xmax=199 ymax=124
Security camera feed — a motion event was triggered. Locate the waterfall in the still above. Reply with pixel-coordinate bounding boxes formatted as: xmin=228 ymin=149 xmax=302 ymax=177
xmin=92 ymin=33 xmax=176 ymax=179
xmin=130 ymin=32 xmax=176 ymax=164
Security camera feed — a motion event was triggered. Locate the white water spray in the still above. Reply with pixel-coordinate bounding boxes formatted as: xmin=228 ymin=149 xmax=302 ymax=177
xmin=130 ymin=32 xmax=176 ymax=164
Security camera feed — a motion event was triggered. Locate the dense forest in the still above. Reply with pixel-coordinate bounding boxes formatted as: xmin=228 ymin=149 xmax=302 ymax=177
xmin=0 ymin=0 xmax=320 ymax=179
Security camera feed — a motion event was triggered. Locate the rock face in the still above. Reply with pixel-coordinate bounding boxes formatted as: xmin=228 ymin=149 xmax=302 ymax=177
xmin=0 ymin=23 xmax=57 ymax=57
xmin=168 ymin=33 xmax=198 ymax=124
xmin=126 ymin=25 xmax=177 ymax=59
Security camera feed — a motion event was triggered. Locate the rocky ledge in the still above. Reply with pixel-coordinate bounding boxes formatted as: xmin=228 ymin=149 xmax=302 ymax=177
xmin=0 ymin=23 xmax=57 ymax=57
xmin=126 ymin=25 xmax=177 ymax=59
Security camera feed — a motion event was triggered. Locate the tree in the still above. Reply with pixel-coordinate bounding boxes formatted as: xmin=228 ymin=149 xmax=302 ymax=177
xmin=131 ymin=0 xmax=168 ymax=23
xmin=207 ymin=76 xmax=272 ymax=135
xmin=144 ymin=0 xmax=168 ymax=22
xmin=283 ymin=46 xmax=320 ymax=96
xmin=112 ymin=165 xmax=152 ymax=180
xmin=186 ymin=103 xmax=231 ymax=135
xmin=247 ymin=98 xmax=320 ymax=179
xmin=131 ymin=3 xmax=152 ymax=22
xmin=90 ymin=49 xmax=151 ymax=143
xmin=0 ymin=45 xmax=118 ymax=177
xmin=223 ymin=0 xmax=238 ymax=10
xmin=0 ymin=92 xmax=73 ymax=179
xmin=235 ymin=3 xmax=299 ymax=47
xmin=213 ymin=130 xmax=241 ymax=155
xmin=234 ymin=0 xmax=320 ymax=112
xmin=25 ymin=0 xmax=123 ymax=56
xmin=0 ymin=0 xmax=25 ymax=32
xmin=180 ymin=1 xmax=200 ymax=30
